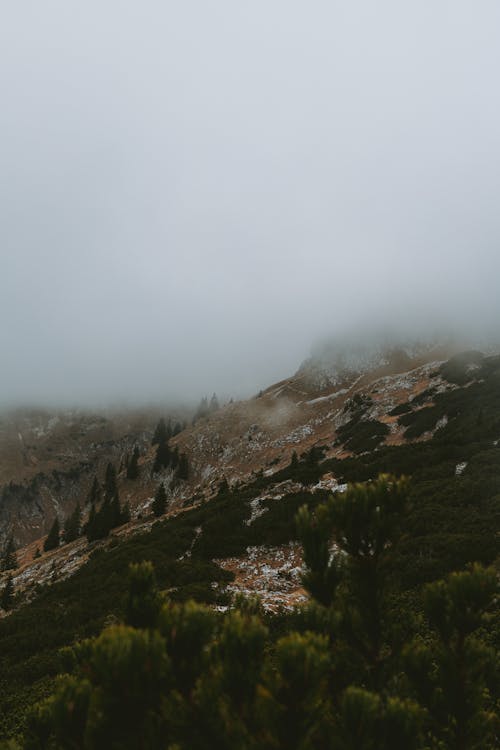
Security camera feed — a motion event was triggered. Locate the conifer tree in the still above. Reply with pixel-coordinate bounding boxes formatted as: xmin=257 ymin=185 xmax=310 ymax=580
xmin=121 ymin=502 xmax=131 ymax=525
xmin=170 ymin=446 xmax=179 ymax=471
xmin=210 ymin=393 xmax=219 ymax=412
xmin=0 ymin=575 xmax=14 ymax=611
xmin=152 ymin=483 xmax=167 ymax=517
xmin=43 ymin=516 xmax=60 ymax=552
xmin=406 ymin=564 xmax=499 ymax=750
xmin=126 ymin=446 xmax=140 ymax=480
xmin=172 ymin=421 xmax=182 ymax=437
xmin=125 ymin=561 xmax=163 ymax=629
xmin=1 ymin=535 xmax=17 ymax=572
xmin=176 ymin=453 xmax=189 ymax=481
xmin=152 ymin=418 xmax=169 ymax=446
xmin=85 ymin=502 xmax=98 ymax=542
xmin=88 ymin=476 xmax=101 ymax=505
xmin=104 ymin=463 xmax=117 ymax=501
xmin=153 ymin=438 xmax=171 ymax=473
xmin=110 ymin=492 xmax=123 ymax=529
xmin=63 ymin=503 xmax=82 ymax=544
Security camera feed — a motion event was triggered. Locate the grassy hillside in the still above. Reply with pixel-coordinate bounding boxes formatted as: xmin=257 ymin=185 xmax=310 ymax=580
xmin=0 ymin=352 xmax=499 ymax=740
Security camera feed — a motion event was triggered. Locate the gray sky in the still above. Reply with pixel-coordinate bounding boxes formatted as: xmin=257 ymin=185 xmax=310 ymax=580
xmin=1 ymin=2 xmax=500 ymax=406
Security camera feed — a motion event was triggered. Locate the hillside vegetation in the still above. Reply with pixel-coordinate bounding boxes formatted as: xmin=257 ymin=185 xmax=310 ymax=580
xmin=0 ymin=352 xmax=498 ymax=747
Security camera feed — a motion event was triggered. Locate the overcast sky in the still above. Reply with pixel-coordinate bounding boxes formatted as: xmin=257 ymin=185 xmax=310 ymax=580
xmin=1 ymin=2 xmax=500 ymax=407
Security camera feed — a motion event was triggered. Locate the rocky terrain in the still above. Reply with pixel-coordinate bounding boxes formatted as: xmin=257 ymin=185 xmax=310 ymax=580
xmin=1 ymin=342 xmax=481 ymax=612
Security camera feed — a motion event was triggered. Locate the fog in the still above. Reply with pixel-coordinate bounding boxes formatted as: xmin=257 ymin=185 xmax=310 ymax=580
xmin=1 ymin=2 xmax=500 ymax=407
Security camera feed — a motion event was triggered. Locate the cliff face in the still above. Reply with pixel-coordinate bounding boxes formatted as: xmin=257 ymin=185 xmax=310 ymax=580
xmin=0 ymin=409 xmax=156 ymax=548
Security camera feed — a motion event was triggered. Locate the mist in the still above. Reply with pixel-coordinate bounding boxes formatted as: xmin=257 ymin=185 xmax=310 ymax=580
xmin=1 ymin=2 xmax=500 ymax=408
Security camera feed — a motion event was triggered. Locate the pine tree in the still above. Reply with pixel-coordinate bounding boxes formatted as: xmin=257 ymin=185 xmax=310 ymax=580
xmin=121 ymin=502 xmax=131 ymax=524
xmin=152 ymin=418 xmax=169 ymax=446
xmin=44 ymin=517 xmax=60 ymax=552
xmin=88 ymin=476 xmax=101 ymax=505
xmin=217 ymin=476 xmax=230 ymax=495
xmin=210 ymin=393 xmax=219 ymax=412
xmin=152 ymin=483 xmax=167 ymax=517
xmin=124 ymin=561 xmax=163 ymax=629
xmin=406 ymin=564 xmax=498 ymax=750
xmin=290 ymin=450 xmax=299 ymax=470
xmin=110 ymin=492 xmax=123 ymax=528
xmin=172 ymin=421 xmax=182 ymax=437
xmin=1 ymin=535 xmax=17 ymax=572
xmin=63 ymin=503 xmax=82 ymax=544
xmin=0 ymin=575 xmax=14 ymax=611
xmin=126 ymin=447 xmax=140 ymax=480
xmin=85 ymin=502 xmax=98 ymax=542
xmin=170 ymin=446 xmax=179 ymax=471
xmin=104 ymin=463 xmax=117 ymax=500
xmin=176 ymin=453 xmax=189 ymax=481
xmin=153 ymin=439 xmax=171 ymax=473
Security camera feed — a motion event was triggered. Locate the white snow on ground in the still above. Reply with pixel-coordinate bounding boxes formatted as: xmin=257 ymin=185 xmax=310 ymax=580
xmin=305 ymin=388 xmax=349 ymax=406
xmin=245 ymin=497 xmax=269 ymax=526
xmin=455 ymin=462 xmax=468 ymax=476
xmin=215 ymin=542 xmax=306 ymax=612
xmin=435 ymin=415 xmax=448 ymax=431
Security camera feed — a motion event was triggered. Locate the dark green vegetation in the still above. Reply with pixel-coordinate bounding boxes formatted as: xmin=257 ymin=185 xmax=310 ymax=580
xmin=336 ymin=394 xmax=389 ymax=453
xmin=42 ymin=519 xmax=60 ymax=553
xmin=17 ymin=481 xmax=500 ymax=749
xmin=0 ymin=352 xmax=499 ymax=747
xmin=1 ymin=537 xmax=17 ymax=573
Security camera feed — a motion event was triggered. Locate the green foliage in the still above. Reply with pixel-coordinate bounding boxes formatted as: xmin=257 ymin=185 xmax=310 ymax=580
xmin=1 ymin=576 xmax=14 ymax=611
xmin=153 ymin=439 xmax=171 ymax=473
xmin=152 ymin=483 xmax=167 ymax=518
xmin=1 ymin=537 xmax=17 ymax=572
xmin=43 ymin=517 xmax=60 ymax=552
xmin=337 ymin=418 xmax=390 ymax=454
xmin=124 ymin=562 xmax=163 ymax=629
xmin=258 ymin=631 xmax=331 ymax=749
xmin=297 ymin=476 xmax=411 ymax=689
xmin=176 ymin=453 xmax=189 ymax=481
xmin=405 ymin=565 xmax=499 ymax=750
xmin=2 ymin=354 xmax=500 ymax=744
xmin=104 ymin=463 xmax=117 ymax=501
xmin=126 ymin=446 xmax=140 ymax=480
xmin=63 ymin=503 xmax=81 ymax=544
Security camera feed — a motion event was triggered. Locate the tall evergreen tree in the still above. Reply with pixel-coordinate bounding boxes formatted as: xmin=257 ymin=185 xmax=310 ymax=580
xmin=43 ymin=517 xmax=60 ymax=552
xmin=63 ymin=503 xmax=82 ymax=544
xmin=210 ymin=393 xmax=220 ymax=412
xmin=176 ymin=453 xmax=189 ymax=481
xmin=104 ymin=463 xmax=117 ymax=501
xmin=153 ymin=439 xmax=171 ymax=473
xmin=121 ymin=502 xmax=131 ymax=525
xmin=1 ymin=535 xmax=17 ymax=572
xmin=152 ymin=418 xmax=169 ymax=446
xmin=170 ymin=446 xmax=179 ymax=471
xmin=126 ymin=446 xmax=140 ymax=480
xmin=0 ymin=575 xmax=14 ymax=611
xmin=152 ymin=483 xmax=167 ymax=517
xmin=88 ymin=476 xmax=101 ymax=505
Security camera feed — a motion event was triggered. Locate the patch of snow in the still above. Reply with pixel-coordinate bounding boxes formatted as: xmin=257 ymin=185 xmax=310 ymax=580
xmin=455 ymin=462 xmax=467 ymax=477
xmin=305 ymin=388 xmax=349 ymax=406
xmin=435 ymin=415 xmax=448 ymax=431
xmin=245 ymin=497 xmax=269 ymax=526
